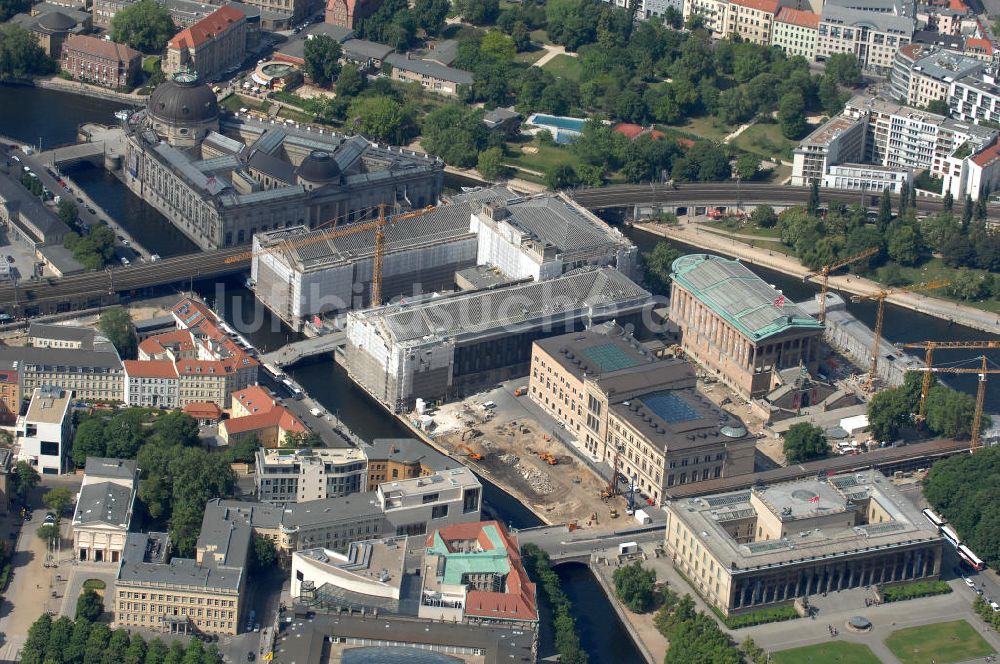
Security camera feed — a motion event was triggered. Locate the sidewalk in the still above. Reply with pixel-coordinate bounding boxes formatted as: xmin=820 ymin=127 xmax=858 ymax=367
xmin=637 ymin=221 xmax=1000 ymax=334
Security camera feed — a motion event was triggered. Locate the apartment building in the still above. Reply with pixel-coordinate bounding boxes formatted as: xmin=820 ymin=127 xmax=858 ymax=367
xmin=123 ymin=360 xmax=179 ymax=408
xmin=816 ymin=5 xmax=914 ymax=72
xmin=682 ymin=0 xmax=729 ymax=35
xmin=771 ymin=7 xmax=820 ymax=60
xmin=0 ymin=346 xmax=122 ymax=403
xmin=950 ymin=68 xmax=1000 ymax=124
xmin=0 ymin=360 xmax=20 ymax=425
xmin=221 ymin=385 xmax=305 ymax=447
xmin=790 ymin=114 xmax=867 ymax=186
xmin=16 ymin=385 xmax=73 ymax=474
xmin=362 ymin=438 xmax=460 ymax=492
xmin=383 ymin=53 xmax=472 ymax=96
xmin=670 ymin=254 xmax=824 ymax=399
xmin=889 ymin=45 xmax=983 ymax=107
xmin=529 ymin=323 xmax=755 ymax=504
xmin=255 ymin=447 xmax=368 ymax=504
xmin=723 ymin=0 xmax=779 ymax=45
xmin=60 ymin=34 xmax=141 ymax=89
xmin=28 ymin=322 xmax=104 ymax=349
xmin=164 ymin=6 xmax=248 ymax=83
xmin=378 ymin=468 xmax=483 ymax=537
xmin=72 ymin=457 xmax=138 ymax=563
xmin=175 ymin=360 xmax=228 ymax=406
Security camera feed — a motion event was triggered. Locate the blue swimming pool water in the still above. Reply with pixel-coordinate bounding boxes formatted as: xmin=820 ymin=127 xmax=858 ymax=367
xmin=530 ymin=114 xmax=587 ymax=131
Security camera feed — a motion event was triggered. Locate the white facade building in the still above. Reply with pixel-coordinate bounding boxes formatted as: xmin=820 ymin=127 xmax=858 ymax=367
xmin=771 ymin=7 xmax=820 ymax=61
xmin=16 ymin=385 xmax=73 ymax=475
xmin=377 ymin=467 xmax=483 ymax=537
xmin=72 ymin=457 xmax=138 ymax=563
xmin=255 ymin=447 xmax=368 ymax=504
xmin=821 ymin=163 xmax=913 ymax=192
xmin=123 ymin=360 xmax=179 ymax=408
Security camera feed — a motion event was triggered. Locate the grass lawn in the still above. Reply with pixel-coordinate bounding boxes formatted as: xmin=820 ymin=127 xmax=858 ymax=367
xmin=529 ymin=28 xmax=551 ymax=44
xmin=514 ymin=47 xmax=546 ymax=65
xmin=542 ymin=54 xmax=583 ymax=82
xmin=770 ymin=642 xmax=881 ymax=664
xmin=220 ymin=93 xmax=268 ymax=113
xmin=732 ymin=122 xmax=798 ymax=161
xmin=675 ymin=115 xmax=736 ymax=142
xmin=503 ymin=138 xmax=576 ymax=176
xmin=893 ymin=257 xmax=1000 ymax=313
xmin=142 ymin=56 xmax=160 ymax=75
xmin=277 ymin=107 xmax=313 ymax=123
xmin=885 ymin=620 xmax=995 ymax=664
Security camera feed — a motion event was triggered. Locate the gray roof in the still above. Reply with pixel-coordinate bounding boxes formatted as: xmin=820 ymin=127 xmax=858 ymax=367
xmin=424 ymin=39 xmax=458 ymax=65
xmin=118 ymin=532 xmax=246 ymax=591
xmin=0 ymin=345 xmax=123 ymax=370
xmin=73 ymin=481 xmax=133 ymax=527
xmin=134 ymin=315 xmax=177 ymax=332
xmin=483 ymin=107 xmax=520 ymax=128
xmin=364 ymin=438 xmax=460 ymax=472
xmin=342 ymin=38 xmax=393 ymax=62
xmin=84 ymin=457 xmax=138 ymax=481
xmin=36 ymin=244 xmax=85 ymax=275
xmin=361 ymin=267 xmax=651 ymax=346
xmin=248 ymin=149 xmax=296 ymax=184
xmin=277 ymin=24 xmax=354 ymax=60
xmin=912 ymin=29 xmax=964 ymax=49
xmin=384 ymin=53 xmax=473 ymax=85
xmin=820 ymin=4 xmax=915 ymax=34
xmin=28 ymin=322 xmax=97 ymax=345
xmin=611 ymin=386 xmax=751 ymax=451
xmin=0 ymin=175 xmax=70 ymax=243
xmin=204 ymin=496 xmax=384 ymax=532
xmin=488 ymin=194 xmax=631 ymax=255
xmin=911 ymin=49 xmax=983 ymax=82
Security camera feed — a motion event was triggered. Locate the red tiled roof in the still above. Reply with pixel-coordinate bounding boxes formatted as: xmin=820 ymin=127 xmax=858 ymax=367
xmin=972 ymin=139 xmax=1000 ymax=167
xmin=62 ymin=34 xmax=140 ymax=63
xmin=233 ymin=385 xmax=278 ymax=414
xmin=948 ymin=0 xmax=969 ymax=12
xmin=172 ymin=298 xmax=214 ymax=330
xmin=732 ymin=0 xmax=779 ymax=13
xmin=124 ymin=359 xmax=178 ymax=379
xmin=175 ymin=359 xmax=230 ymax=376
xmin=222 ymin=405 xmax=305 ymax=435
xmin=183 ymin=401 xmax=222 ymax=419
xmin=774 ymin=6 xmax=819 ymax=29
xmin=139 ymin=329 xmax=195 ymax=357
xmin=966 ymin=37 xmax=994 ymax=55
xmin=169 ymin=5 xmax=244 ymax=49
xmin=676 ymin=137 xmax=696 ymax=149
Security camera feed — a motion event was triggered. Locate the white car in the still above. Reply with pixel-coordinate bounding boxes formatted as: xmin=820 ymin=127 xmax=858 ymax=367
xmin=309 ymin=407 xmax=323 ymax=417
xmin=965 ymin=578 xmax=976 ymax=588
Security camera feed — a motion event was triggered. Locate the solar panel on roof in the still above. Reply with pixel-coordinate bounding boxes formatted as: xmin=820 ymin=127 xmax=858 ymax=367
xmin=704 ymin=492 xmax=751 ymax=507
xmin=581 ymin=343 xmax=643 ymax=373
xmin=642 ymin=391 xmax=700 ymax=424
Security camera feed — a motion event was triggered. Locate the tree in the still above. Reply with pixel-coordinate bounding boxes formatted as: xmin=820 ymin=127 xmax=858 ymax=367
xmin=782 ymin=423 xmax=828 ymax=463
xmin=924 ymin=98 xmax=949 ymax=115
xmin=925 ymin=385 xmax=977 ymax=439
xmin=750 ymin=205 xmax=777 ymax=229
xmin=807 ymin=179 xmax=820 ymax=214
xmin=125 ymin=635 xmax=147 ymax=664
xmin=145 ymin=639 xmax=169 ymax=664
xmin=949 ymin=267 xmax=989 ymax=301
xmin=457 ymin=0 xmax=499 ymax=24
xmin=98 ymin=306 xmax=137 ymax=360
xmin=348 ymin=96 xmax=416 ymax=144
xmin=0 ymin=0 xmax=32 ymax=21
xmin=943 ymin=191 xmax=954 ymax=212
xmin=105 ymin=409 xmax=147 ymax=458
xmin=421 ymin=105 xmax=488 ymax=168
xmin=480 ymin=31 xmax=516 ymax=61
xmin=11 ymin=459 xmax=39 ymax=502
xmin=545 ymin=163 xmax=579 ymax=190
xmin=44 ymin=487 xmax=74 ymax=516
xmin=778 ymin=91 xmax=807 ymax=139
xmin=250 ymin=532 xmax=277 ymax=571
xmin=303 ymin=35 xmax=342 ymax=87
xmin=76 ymin=588 xmax=104 ymax=622
xmin=867 ymin=386 xmax=912 ymax=442
xmin=58 ymin=200 xmax=79 ymax=228
xmin=282 ymin=430 xmax=323 ymax=449
xmin=887 ymin=222 xmax=921 ymax=266
xmin=898 ymin=182 xmax=910 ymax=214
xmin=226 ymin=434 xmax=260 ymax=464
xmin=65 ymin=224 xmax=115 ymax=269
xmin=0 ymin=24 xmax=56 ymax=81
xmin=734 ymin=153 xmax=760 ymax=181
xmin=477 ymin=147 xmax=508 ymax=180
xmin=825 ymin=53 xmax=861 ymax=86
xmin=613 ymin=562 xmax=657 ymax=613
xmin=642 ymin=241 xmax=682 ymax=295
xmin=877 ymin=187 xmax=893 ymax=231
xmin=150 ymin=410 xmax=200 ymax=447
xmin=110 ymin=0 xmax=175 ymax=53
xmin=335 ymin=63 xmax=364 ymax=98
xmin=412 ymin=0 xmax=449 ymax=35
xmin=36 ymin=523 xmax=59 ymax=543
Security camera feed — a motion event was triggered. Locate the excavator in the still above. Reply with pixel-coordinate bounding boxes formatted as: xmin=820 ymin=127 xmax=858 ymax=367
xmin=455 ymin=444 xmax=483 ymax=461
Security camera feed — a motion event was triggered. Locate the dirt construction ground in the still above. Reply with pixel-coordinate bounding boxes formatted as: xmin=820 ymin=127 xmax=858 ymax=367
xmin=425 ymin=386 xmax=632 ymax=531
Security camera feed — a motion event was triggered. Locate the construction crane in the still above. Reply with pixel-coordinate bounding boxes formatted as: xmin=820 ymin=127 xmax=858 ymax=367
xmin=895 ymin=340 xmax=1000 ymax=422
xmin=805 ymin=247 xmax=880 ymax=323
xmin=850 ymin=280 xmax=951 ymax=392
xmin=224 ymin=204 xmax=435 ymax=307
xmin=915 ymin=355 xmax=1000 ymax=451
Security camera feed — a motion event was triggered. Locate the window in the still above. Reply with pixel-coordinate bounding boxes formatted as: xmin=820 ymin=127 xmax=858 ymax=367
xmin=431 ymin=504 xmax=448 ymax=519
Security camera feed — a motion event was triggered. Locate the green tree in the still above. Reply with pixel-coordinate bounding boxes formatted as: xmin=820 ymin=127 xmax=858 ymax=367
xmin=420 ymin=105 xmax=487 ymax=168
xmin=150 ymin=410 xmax=200 ymax=447
xmin=0 ymin=0 xmax=31 ymax=20
xmin=458 ymin=0 xmax=499 ymax=24
xmin=778 ymin=91 xmax=807 ymax=139
xmin=949 ymin=267 xmax=989 ymax=300
xmin=0 ymin=24 xmax=56 ymax=81
xmin=807 ymin=179 xmax=820 ymax=214
xmin=44 ymin=616 xmax=73 ymax=664
xmin=877 ymin=187 xmax=893 ymax=231
xmin=282 ymin=430 xmax=323 ymax=449
xmin=925 ymin=385 xmax=977 ymax=439
xmin=613 ymin=562 xmax=657 ymax=613
xmin=480 ymin=31 xmax=515 ymax=61
xmin=867 ymin=385 xmax=912 ymax=442
xmin=163 ymin=639 xmax=185 ymax=664
xmin=943 ymin=190 xmax=954 ymax=211
xmin=545 ymin=163 xmax=579 ymax=190
xmin=144 ymin=639 xmax=168 ymax=664
xmin=76 ymin=589 xmax=104 ymax=622
xmin=98 ymin=306 xmax=137 ymax=359
xmin=125 ymin=635 xmax=147 ymax=664
xmin=303 ymin=35 xmax=342 ymax=87
xmin=110 ymin=0 xmax=175 ymax=53
xmin=335 ymin=63 xmax=365 ymax=98
xmin=106 ymin=629 xmax=131 ymax=663
xmin=476 ymin=146 xmax=508 ymax=180
xmin=348 ymin=96 xmax=416 ymax=144
xmin=72 ymin=417 xmax=106 ymax=468
xmin=887 ymin=222 xmax=921 ymax=266
xmin=105 ymin=409 xmax=146 ymax=458
xmin=65 ymin=617 xmax=92 ymax=663
xmin=898 ymin=182 xmax=910 ymax=214
xmin=226 ymin=434 xmax=260 ymax=464
xmin=44 ymin=487 xmax=74 ymax=516
xmin=734 ymin=153 xmax=760 ymax=180
xmin=58 ymin=200 xmax=79 ymax=228
xmin=412 ymin=0 xmax=449 ymax=35
xmin=750 ymin=204 xmax=777 ymax=228
xmin=11 ymin=459 xmax=39 ymax=502
xmin=64 ymin=224 xmax=116 ymax=270
xmin=36 ymin=522 xmax=59 ymax=543
xmin=250 ymin=532 xmax=277 ymax=571
xmin=642 ymin=241 xmax=681 ymax=295
xmin=825 ymin=53 xmax=861 ymax=86
xmin=22 ymin=613 xmax=53 ymax=663
xmin=782 ymin=423 xmax=828 ymax=463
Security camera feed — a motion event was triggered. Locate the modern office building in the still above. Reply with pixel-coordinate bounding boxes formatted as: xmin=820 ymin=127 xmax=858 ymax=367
xmin=255 ymin=447 xmax=368 ymax=503
xmin=771 ymin=7 xmax=820 ymax=60
xmin=664 ymin=470 xmax=943 ymax=616
xmin=815 ymin=2 xmax=914 ymax=72
xmin=790 ymin=114 xmax=867 ymax=186
xmin=821 ymin=163 xmax=913 ymax=193
xmin=670 ymin=254 xmax=824 ymax=399
xmin=377 ymin=468 xmax=483 ymax=537
xmin=15 ymin=385 xmax=74 ymax=474
xmin=530 ymin=323 xmax=755 ymax=504
xmin=72 ymin=457 xmax=138 ymax=563
xmin=164 ymin=6 xmax=248 ymax=83
xmin=344 ymin=267 xmax=652 ymax=411
xmin=122 ymin=74 xmax=444 ymax=250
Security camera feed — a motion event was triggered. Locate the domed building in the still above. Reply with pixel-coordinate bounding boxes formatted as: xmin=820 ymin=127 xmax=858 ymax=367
xmin=146 ymin=72 xmax=220 ymax=148
xmin=296 ymin=150 xmax=341 ymax=189
xmin=24 ymin=10 xmax=85 ymax=58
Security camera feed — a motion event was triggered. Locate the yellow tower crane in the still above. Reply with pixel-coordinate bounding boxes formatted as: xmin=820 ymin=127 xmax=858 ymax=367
xmin=224 ymin=204 xmax=434 ymax=307
xmin=805 ymin=247 xmax=880 ymax=323
xmin=915 ymin=356 xmax=1000 ymax=451
xmin=850 ymin=280 xmax=951 ymax=392
xmin=895 ymin=340 xmax=1000 ymax=422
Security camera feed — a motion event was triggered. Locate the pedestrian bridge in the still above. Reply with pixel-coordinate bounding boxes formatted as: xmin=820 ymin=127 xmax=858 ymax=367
xmin=38 ymin=142 xmax=106 ymax=168
xmin=260 ymin=331 xmax=346 ymax=368
xmin=516 ymin=523 xmax=666 ymax=564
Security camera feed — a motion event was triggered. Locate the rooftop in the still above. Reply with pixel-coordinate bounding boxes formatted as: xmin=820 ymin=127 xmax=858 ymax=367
xmin=384 ymin=53 xmax=473 ymax=85
xmin=83 ymin=457 xmax=137 ymax=481
xmin=258 ymin=446 xmax=366 ymax=467
xmin=911 ymin=48 xmax=984 ymax=81
xmin=73 ymin=481 xmax=133 ymax=527
xmin=25 ymin=385 xmax=72 ymax=424
xmin=275 ymin=23 xmax=355 ymax=62
xmin=380 ymin=467 xmax=480 ymax=499
xmin=28 ymin=322 xmax=99 ymax=346
xmin=671 ymin=254 xmax=823 ymax=341
xmin=295 ymin=535 xmax=410 ymax=594
xmin=668 ymin=470 xmax=941 ymax=570
xmin=62 ymin=33 xmax=140 ymax=62
xmin=775 ymin=6 xmax=820 ymax=28
xmin=169 ymin=5 xmax=245 ymax=49
xmin=796 ymin=113 xmax=866 ymax=148
xmin=0 ymin=345 xmax=123 ymax=371
xmin=363 ymin=438 xmax=459 ymax=472
xmin=117 ymin=532 xmax=245 ymax=592
xmin=124 ymin=359 xmax=178 ymax=379
xmin=820 ymin=4 xmax=915 ymax=34
xmin=611 ymin=386 xmax=750 ymax=451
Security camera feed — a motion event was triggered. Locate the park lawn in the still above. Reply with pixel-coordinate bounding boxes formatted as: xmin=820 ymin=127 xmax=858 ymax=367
xmin=529 ymin=29 xmax=551 ymax=44
xmin=893 ymin=257 xmax=1000 ymax=313
xmin=514 ymin=47 xmax=546 ymax=65
xmin=503 ymin=138 xmax=576 ymax=175
xmin=885 ymin=620 xmax=995 ymax=664
xmin=142 ymin=56 xmax=160 ymax=75
xmin=770 ymin=642 xmax=881 ymax=664
xmin=675 ymin=115 xmax=736 ymax=142
xmin=732 ymin=122 xmax=797 ymax=161
xmin=543 ymin=54 xmax=584 ymax=82
xmin=277 ymin=107 xmax=313 ymax=123
xmin=767 ymin=162 xmax=793 ymax=184
xmin=220 ymin=93 xmax=268 ymax=114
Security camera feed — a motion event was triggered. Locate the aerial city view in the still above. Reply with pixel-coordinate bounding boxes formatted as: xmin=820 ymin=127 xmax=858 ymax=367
xmin=3 ymin=0 xmax=1000 ymax=661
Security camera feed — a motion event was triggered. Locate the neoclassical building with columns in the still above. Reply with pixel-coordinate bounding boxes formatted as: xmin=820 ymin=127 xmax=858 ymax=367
xmin=665 ymin=470 xmax=943 ymax=616
xmin=72 ymin=457 xmax=138 ymax=563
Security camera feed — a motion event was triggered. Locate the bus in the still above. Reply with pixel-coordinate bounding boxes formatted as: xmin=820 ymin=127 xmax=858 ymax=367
xmin=941 ymin=525 xmax=961 ymax=547
xmin=958 ymin=544 xmax=986 ymax=571
xmin=922 ymin=508 xmax=946 ymax=529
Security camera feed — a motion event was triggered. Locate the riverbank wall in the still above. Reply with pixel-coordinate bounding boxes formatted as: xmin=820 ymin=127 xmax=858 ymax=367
xmin=36 ymin=77 xmax=146 ymax=105
xmin=637 ymin=222 xmax=1000 ymax=335
xmin=590 ymin=559 xmax=657 ymax=664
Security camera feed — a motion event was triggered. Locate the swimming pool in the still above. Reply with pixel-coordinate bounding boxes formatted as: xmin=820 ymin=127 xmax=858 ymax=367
xmin=528 ymin=114 xmax=588 ymax=131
